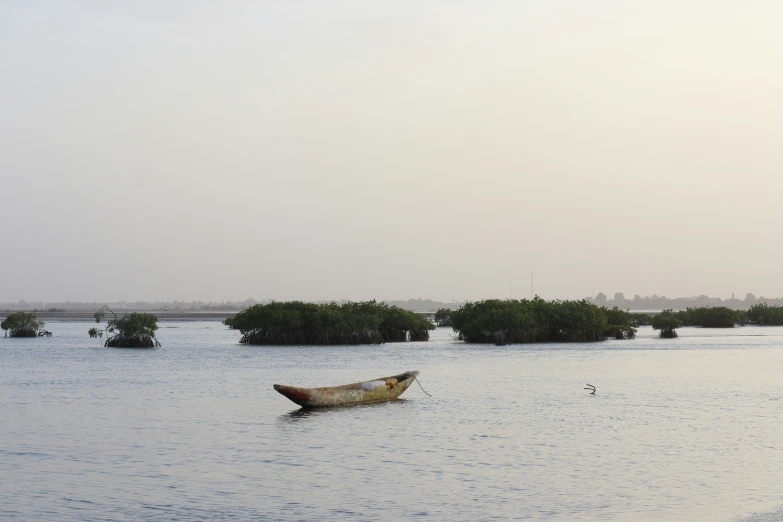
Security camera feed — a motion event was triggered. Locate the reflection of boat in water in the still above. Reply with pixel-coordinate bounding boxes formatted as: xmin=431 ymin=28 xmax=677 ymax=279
xmin=281 ymin=399 xmax=411 ymax=422
xmin=274 ymin=371 xmax=420 ymax=408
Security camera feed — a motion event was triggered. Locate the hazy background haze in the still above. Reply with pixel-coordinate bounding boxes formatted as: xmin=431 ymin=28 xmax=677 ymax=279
xmin=2 ymin=1 xmax=782 ymax=302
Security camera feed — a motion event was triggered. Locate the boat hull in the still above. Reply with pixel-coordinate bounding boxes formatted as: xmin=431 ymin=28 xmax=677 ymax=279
xmin=274 ymin=371 xmax=419 ymax=408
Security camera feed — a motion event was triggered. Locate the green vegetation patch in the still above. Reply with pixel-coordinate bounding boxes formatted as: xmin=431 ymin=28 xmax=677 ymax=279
xmin=230 ymin=301 xmax=435 ymax=345
xmin=450 ymin=298 xmax=610 ymax=345
xmin=651 ymin=309 xmax=683 ymax=338
xmin=602 ymin=307 xmax=639 ymax=339
xmin=746 ymin=303 xmax=783 ymax=325
xmin=434 ymin=308 xmax=453 ymax=327
xmin=674 ymin=307 xmax=742 ymax=328
xmin=1 ymin=311 xmax=51 ymax=338
xmin=91 ymin=307 xmax=160 ymax=348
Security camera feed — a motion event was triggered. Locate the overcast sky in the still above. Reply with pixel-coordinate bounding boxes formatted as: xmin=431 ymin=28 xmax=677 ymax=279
xmin=2 ymin=1 xmax=783 ymax=303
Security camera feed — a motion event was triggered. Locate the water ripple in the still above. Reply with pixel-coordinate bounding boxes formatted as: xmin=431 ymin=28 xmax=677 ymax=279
xmin=2 ymin=323 xmax=783 ymax=521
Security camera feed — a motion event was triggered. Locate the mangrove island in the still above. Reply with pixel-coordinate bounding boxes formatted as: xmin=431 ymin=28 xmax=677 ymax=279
xmin=229 ymin=301 xmax=435 ymax=345
xmin=91 ymin=306 xmax=161 ymax=348
xmin=1 ymin=311 xmax=51 ymax=337
xmin=450 ymin=298 xmax=638 ymax=345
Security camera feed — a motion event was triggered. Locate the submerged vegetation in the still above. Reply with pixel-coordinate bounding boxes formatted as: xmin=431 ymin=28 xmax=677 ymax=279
xmin=91 ymin=306 xmax=160 ymax=348
xmin=230 ymin=301 xmax=435 ymax=345
xmin=450 ymin=298 xmax=609 ymax=345
xmin=651 ymin=310 xmax=683 ymax=338
xmin=1 ymin=312 xmax=51 ymax=337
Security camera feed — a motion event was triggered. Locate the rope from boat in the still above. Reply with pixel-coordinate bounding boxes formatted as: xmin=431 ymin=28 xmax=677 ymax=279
xmin=414 ymin=376 xmax=432 ymax=397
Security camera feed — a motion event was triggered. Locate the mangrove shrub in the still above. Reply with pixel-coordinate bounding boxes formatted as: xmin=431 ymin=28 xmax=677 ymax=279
xmin=434 ymin=308 xmax=453 ymax=327
xmin=602 ymin=307 xmax=638 ymax=339
xmin=1 ymin=311 xmax=51 ymax=337
xmin=676 ymin=307 xmax=741 ymax=328
xmin=92 ymin=306 xmax=160 ymax=348
xmin=230 ymin=301 xmax=435 ymax=345
xmin=450 ymin=298 xmax=608 ymax=345
xmin=223 ymin=317 xmax=238 ymax=329
xmin=651 ymin=310 xmax=682 ymax=338
xmin=746 ymin=303 xmax=783 ymax=325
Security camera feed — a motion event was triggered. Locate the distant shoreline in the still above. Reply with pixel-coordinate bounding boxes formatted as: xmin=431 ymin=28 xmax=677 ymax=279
xmin=1 ymin=310 xmax=237 ymax=323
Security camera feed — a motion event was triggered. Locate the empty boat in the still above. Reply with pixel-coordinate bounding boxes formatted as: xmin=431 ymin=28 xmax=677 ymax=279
xmin=273 ymin=370 xmax=419 ymax=408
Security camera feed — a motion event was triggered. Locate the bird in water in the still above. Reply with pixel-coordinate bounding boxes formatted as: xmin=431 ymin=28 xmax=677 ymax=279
xmin=584 ymin=383 xmax=596 ymax=395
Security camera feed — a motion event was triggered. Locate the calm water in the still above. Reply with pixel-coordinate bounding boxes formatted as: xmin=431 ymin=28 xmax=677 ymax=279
xmin=2 ymin=322 xmax=783 ymax=521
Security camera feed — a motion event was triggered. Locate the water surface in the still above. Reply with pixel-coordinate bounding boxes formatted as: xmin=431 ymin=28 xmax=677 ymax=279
xmin=2 ymin=323 xmax=783 ymax=521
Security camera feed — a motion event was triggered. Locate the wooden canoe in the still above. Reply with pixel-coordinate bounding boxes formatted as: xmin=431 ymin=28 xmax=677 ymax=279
xmin=274 ymin=370 xmax=420 ymax=408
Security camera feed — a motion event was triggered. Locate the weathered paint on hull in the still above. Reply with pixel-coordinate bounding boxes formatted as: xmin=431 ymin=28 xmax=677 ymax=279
xmin=274 ymin=371 xmax=419 ymax=408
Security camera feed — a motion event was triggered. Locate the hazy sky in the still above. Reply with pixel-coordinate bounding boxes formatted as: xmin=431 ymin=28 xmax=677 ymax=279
xmin=3 ymin=1 xmax=783 ymax=303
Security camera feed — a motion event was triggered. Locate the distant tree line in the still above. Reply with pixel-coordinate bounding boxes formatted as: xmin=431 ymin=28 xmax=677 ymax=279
xmin=1 ymin=299 xmax=261 ymax=312
xmin=588 ymin=292 xmax=782 ymax=311
xmin=8 ymin=294 xmax=783 ymax=314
